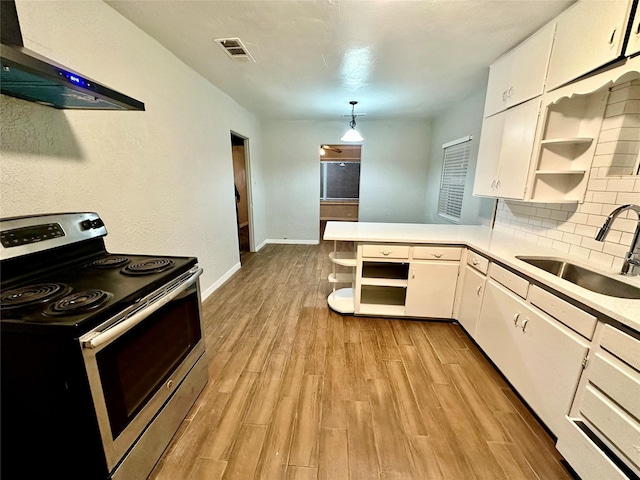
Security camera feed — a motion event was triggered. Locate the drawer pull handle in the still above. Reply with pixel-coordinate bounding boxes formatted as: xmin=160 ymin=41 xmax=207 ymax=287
xmin=513 ymin=313 xmax=520 ymax=326
xmin=381 ymin=250 xmax=391 ymax=256
xmin=432 ymin=253 xmax=443 ymax=258
xmin=609 ymin=28 xmax=617 ymax=45
xmin=472 ymin=259 xmax=479 ymax=265
xmin=476 ymin=285 xmax=482 ymax=296
xmin=521 ymin=318 xmax=529 ymax=333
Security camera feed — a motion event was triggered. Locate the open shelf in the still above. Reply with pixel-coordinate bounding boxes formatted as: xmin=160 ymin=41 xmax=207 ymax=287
xmin=328 ymin=288 xmax=355 ymax=314
xmin=358 ymin=304 xmax=406 ymax=317
xmin=529 ymin=86 xmax=608 ymax=203
xmin=328 ymin=273 xmax=355 ymax=283
xmin=360 ymin=277 xmax=408 ymax=287
xmin=531 ymin=173 xmax=587 ymax=202
xmin=362 ymin=262 xmax=409 ymax=280
xmin=329 ymin=251 xmax=356 ymax=267
xmin=540 ymin=137 xmax=593 ymax=146
xmin=535 ymin=169 xmax=586 ymax=175
xmin=360 ymin=285 xmax=406 ymax=306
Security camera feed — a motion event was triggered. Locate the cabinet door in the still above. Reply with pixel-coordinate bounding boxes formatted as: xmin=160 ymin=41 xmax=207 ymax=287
xmin=625 ymin=5 xmax=640 ymax=56
xmin=476 ymin=280 xmax=589 ymax=436
xmin=405 ymin=262 xmax=459 ymax=318
xmin=473 ymin=112 xmax=504 ymax=197
xmin=484 ymin=24 xmax=555 ymax=118
xmin=456 ymin=265 xmax=485 ymax=338
xmin=547 ymin=0 xmax=632 ymax=91
xmin=508 ymin=23 xmax=555 ymax=107
xmin=483 ymin=53 xmax=513 ymax=118
xmin=495 ymin=99 xmax=540 ymax=199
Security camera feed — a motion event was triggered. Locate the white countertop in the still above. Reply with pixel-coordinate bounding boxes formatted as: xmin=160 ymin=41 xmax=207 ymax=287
xmin=324 ymin=221 xmax=640 ymax=332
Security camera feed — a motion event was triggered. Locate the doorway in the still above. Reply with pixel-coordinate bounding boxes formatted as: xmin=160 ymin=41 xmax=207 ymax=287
xmin=319 ymin=144 xmax=361 ymax=238
xmin=231 ymin=133 xmax=251 ymax=259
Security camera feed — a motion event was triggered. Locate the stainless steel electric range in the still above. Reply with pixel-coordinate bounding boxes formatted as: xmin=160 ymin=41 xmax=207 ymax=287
xmin=0 ymin=212 xmax=208 ymax=480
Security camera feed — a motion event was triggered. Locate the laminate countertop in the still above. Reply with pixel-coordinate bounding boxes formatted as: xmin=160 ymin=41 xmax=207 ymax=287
xmin=323 ymin=221 xmax=640 ymax=332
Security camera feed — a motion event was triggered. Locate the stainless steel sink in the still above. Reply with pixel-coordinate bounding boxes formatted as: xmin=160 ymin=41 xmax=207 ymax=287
xmin=516 ymin=256 xmax=640 ymax=299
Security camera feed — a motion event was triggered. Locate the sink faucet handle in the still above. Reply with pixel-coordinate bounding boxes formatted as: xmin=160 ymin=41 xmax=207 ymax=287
xmin=595 ymin=204 xmax=640 ymax=276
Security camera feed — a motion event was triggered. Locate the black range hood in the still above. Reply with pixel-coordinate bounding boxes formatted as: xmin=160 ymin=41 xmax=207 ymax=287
xmin=0 ymin=1 xmax=144 ymax=111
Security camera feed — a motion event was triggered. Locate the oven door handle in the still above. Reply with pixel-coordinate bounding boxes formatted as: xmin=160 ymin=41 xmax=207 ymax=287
xmin=81 ymin=267 xmax=203 ymax=350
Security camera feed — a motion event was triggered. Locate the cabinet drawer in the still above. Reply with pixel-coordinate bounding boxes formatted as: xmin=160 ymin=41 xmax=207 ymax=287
xmin=600 ymin=324 xmax=640 ymax=372
xmin=489 ymin=263 xmax=529 ymax=298
xmin=412 ymin=246 xmax=461 ymax=261
xmin=588 ymin=353 xmax=640 ymax=421
xmin=361 ymin=245 xmax=409 ymax=259
xmin=556 ymin=417 xmax=630 ymax=480
xmin=529 ymin=285 xmax=597 ymax=339
xmin=466 ymin=250 xmax=489 ymax=274
xmin=580 ymin=385 xmax=640 ymax=471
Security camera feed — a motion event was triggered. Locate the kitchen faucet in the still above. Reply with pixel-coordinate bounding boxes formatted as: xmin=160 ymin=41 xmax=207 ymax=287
xmin=595 ymin=204 xmax=640 ymax=276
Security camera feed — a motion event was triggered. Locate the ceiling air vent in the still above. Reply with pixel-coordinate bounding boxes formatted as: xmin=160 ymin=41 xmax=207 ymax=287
xmin=214 ymin=37 xmax=255 ymax=62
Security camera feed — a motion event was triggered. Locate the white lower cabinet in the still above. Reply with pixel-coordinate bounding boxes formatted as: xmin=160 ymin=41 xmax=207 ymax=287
xmin=404 ymin=261 xmax=459 ymax=318
xmin=476 ymin=279 xmax=589 ymax=436
xmin=456 ymin=265 xmax=485 ymax=337
xmin=558 ymin=323 xmax=640 ymax=479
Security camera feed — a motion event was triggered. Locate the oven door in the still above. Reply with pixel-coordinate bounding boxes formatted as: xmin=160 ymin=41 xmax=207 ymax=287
xmin=79 ymin=267 xmax=204 ymax=471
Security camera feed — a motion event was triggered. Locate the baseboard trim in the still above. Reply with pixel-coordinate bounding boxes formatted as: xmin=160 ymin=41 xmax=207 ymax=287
xmin=255 ymin=239 xmax=268 ymax=251
xmin=201 ymin=262 xmax=241 ymax=301
xmin=266 ymin=239 xmax=319 ymax=245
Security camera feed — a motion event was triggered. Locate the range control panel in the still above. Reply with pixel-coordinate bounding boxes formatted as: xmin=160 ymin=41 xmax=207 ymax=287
xmin=0 ymin=223 xmax=65 ymax=248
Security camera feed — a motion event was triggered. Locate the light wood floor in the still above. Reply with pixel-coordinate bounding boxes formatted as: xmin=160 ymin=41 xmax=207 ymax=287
xmin=149 ymin=241 xmax=576 ymax=480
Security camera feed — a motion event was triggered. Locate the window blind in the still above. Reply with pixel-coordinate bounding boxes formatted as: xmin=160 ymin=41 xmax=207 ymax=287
xmin=320 ymin=161 xmax=361 ymax=200
xmin=438 ymin=137 xmax=471 ymax=222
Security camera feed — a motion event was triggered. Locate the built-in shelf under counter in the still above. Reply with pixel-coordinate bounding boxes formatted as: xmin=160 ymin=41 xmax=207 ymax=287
xmin=323 ymin=221 xmax=640 ymax=332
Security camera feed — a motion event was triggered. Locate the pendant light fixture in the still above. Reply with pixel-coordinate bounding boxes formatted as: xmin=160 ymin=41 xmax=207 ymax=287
xmin=341 ymin=101 xmax=364 ymax=142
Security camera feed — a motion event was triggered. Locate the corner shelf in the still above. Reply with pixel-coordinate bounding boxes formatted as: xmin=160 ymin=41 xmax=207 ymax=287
xmin=328 ymin=272 xmax=355 ymax=283
xmin=328 ymin=288 xmax=355 ymax=314
xmin=540 ymin=137 xmax=593 ymax=146
xmin=535 ymin=169 xmax=587 ymax=175
xmin=327 ymin=242 xmax=356 ymax=314
xmin=529 ymin=87 xmax=608 ymax=203
xmin=329 ymin=251 xmax=356 ymax=267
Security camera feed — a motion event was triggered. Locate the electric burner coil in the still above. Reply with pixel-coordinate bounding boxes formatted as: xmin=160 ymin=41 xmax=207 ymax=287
xmin=88 ymin=256 xmax=130 ymax=269
xmin=121 ymin=258 xmax=175 ymax=275
xmin=0 ymin=283 xmax=71 ymax=309
xmin=44 ymin=290 xmax=112 ymax=316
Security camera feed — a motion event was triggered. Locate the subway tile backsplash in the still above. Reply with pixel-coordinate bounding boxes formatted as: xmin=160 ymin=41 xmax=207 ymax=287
xmin=494 ymin=80 xmax=640 ymax=271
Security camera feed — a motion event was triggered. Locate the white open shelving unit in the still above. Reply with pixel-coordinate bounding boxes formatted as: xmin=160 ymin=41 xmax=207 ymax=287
xmin=529 ymin=89 xmax=608 ymax=203
xmin=357 ymin=260 xmax=409 ymax=316
xmin=327 ymin=245 xmax=356 ymax=314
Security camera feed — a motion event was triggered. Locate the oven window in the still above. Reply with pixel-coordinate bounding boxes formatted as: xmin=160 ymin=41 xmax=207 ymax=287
xmin=96 ymin=287 xmax=201 ymax=439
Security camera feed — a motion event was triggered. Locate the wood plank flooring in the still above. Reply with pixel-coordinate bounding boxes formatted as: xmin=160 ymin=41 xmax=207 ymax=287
xmin=149 ymin=241 xmax=576 ymax=480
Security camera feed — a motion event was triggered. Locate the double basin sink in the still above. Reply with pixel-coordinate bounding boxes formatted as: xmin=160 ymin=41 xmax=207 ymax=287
xmin=516 ymin=256 xmax=640 ymax=299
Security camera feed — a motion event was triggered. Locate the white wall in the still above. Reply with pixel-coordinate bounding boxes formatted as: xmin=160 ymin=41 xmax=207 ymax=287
xmin=261 ymin=119 xmax=431 ymax=242
xmin=0 ymin=0 xmax=266 ymax=298
xmin=425 ymin=85 xmax=496 ymax=225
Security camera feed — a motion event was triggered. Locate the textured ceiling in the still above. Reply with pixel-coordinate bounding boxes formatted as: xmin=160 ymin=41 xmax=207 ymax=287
xmin=106 ymin=0 xmax=574 ymax=120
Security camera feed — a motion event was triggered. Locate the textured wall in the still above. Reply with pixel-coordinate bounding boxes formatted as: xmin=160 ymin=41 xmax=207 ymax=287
xmin=494 ymin=80 xmax=640 ymax=271
xmin=261 ymin=119 xmax=431 ymax=243
xmin=0 ymin=0 xmax=265 ymax=298
xmin=425 ymin=85 xmax=495 ymax=226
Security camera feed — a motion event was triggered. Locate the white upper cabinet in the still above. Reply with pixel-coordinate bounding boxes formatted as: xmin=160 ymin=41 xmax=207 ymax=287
xmin=474 ymin=98 xmax=541 ymax=199
xmin=484 ymin=23 xmax=555 ymax=118
xmin=546 ymin=0 xmax=633 ymax=91
xmin=625 ymin=4 xmax=640 ymax=56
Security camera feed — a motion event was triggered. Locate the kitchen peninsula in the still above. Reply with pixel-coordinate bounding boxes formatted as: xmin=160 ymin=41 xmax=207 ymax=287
xmin=324 ymin=220 xmax=640 ymax=480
